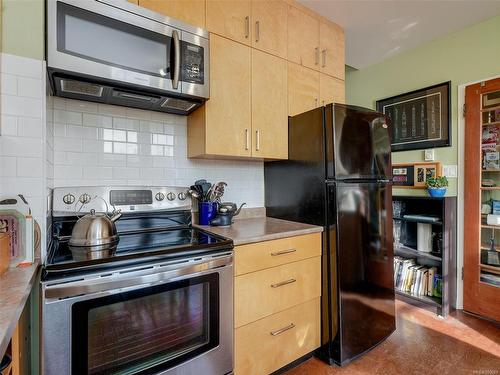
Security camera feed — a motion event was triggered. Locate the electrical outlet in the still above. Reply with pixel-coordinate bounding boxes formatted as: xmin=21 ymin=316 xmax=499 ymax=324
xmin=443 ymin=165 xmax=457 ymax=178
xmin=424 ymin=149 xmax=435 ymax=161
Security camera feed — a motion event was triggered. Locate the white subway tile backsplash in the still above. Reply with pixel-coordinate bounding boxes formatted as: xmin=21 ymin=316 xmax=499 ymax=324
xmin=0 ymin=115 xmax=18 ymax=136
xmin=18 ymin=76 xmax=43 ymax=98
xmin=1 ymin=95 xmax=43 ymax=118
xmin=0 ymin=136 xmax=43 ymax=157
xmin=0 ymin=156 xmax=17 ymax=176
xmin=50 ymin=99 xmax=265 ymax=207
xmin=16 ymin=157 xmax=43 ymax=177
xmin=1 ymin=73 xmax=17 ymax=95
xmin=1 ymin=53 xmax=43 ymax=79
xmin=17 ymin=117 xmax=43 ymax=138
xmin=65 ymin=99 xmax=98 ymax=113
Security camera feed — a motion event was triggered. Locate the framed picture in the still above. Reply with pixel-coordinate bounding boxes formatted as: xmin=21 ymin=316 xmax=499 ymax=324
xmin=376 ymin=82 xmax=451 ymax=152
xmin=392 ymin=162 xmax=442 ymax=189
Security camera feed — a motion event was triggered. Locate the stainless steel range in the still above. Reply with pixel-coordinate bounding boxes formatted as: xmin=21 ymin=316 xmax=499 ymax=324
xmin=41 ymin=186 xmax=233 ymax=375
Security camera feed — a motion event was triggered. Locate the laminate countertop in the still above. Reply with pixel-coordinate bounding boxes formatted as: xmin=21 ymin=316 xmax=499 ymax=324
xmin=0 ymin=261 xmax=40 ymax=359
xmin=196 ymin=217 xmax=323 ymax=246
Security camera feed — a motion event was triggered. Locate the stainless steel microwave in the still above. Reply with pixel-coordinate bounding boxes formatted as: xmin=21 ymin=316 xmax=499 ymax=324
xmin=46 ymin=0 xmax=209 ymax=115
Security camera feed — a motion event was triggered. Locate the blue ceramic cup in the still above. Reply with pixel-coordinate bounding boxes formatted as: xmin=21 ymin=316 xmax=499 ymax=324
xmin=199 ymin=201 xmax=218 ymax=225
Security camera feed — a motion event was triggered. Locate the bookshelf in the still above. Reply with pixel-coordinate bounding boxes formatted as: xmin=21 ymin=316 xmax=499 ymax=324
xmin=393 ymin=196 xmax=456 ymax=317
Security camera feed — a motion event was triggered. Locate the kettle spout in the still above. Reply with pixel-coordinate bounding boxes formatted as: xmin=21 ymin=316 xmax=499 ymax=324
xmin=110 ymin=210 xmax=122 ymax=222
xmin=234 ymin=203 xmax=246 ymax=216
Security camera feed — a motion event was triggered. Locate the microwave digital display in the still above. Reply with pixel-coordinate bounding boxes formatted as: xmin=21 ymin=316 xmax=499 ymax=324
xmin=181 ymin=42 xmax=204 ymax=84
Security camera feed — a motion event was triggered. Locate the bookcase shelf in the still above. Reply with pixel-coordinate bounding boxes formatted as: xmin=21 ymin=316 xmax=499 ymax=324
xmin=395 ymin=290 xmax=442 ymax=307
xmin=393 ymin=196 xmax=456 ymax=317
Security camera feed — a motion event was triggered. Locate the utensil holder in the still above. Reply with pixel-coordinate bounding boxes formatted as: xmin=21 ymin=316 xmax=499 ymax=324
xmin=198 ymin=202 xmax=218 ymax=225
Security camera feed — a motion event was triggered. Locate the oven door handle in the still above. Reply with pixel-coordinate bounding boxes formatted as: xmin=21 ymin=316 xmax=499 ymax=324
xmin=45 ymin=256 xmax=231 ymax=300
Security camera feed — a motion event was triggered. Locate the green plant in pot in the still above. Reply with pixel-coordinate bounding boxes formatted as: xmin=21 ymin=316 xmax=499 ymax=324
xmin=426 ymin=176 xmax=448 ymax=197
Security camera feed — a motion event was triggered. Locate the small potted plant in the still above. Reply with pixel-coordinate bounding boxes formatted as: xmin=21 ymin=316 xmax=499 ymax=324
xmin=426 ymin=176 xmax=448 ymax=197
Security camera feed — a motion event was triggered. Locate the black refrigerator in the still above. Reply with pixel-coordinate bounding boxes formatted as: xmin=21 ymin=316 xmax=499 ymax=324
xmin=265 ymin=103 xmax=396 ymax=366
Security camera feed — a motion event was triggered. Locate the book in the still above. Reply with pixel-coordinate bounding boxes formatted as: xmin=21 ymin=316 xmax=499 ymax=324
xmin=428 ymin=267 xmax=437 ymax=296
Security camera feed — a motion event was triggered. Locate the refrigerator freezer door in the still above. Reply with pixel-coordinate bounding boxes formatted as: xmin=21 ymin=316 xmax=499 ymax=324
xmin=326 ymin=104 xmax=392 ymax=180
xmin=327 ymin=181 xmax=395 ymax=365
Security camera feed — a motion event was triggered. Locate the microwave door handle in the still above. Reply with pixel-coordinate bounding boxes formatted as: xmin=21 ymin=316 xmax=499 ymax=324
xmin=172 ymin=29 xmax=180 ymax=90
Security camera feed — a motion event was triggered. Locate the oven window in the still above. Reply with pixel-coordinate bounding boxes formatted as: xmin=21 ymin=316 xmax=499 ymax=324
xmin=72 ymin=274 xmax=219 ymax=375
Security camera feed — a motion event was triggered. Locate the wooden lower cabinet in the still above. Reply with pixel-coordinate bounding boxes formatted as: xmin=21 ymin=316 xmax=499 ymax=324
xmin=235 ymin=298 xmax=320 ymax=375
xmin=233 ymin=233 xmax=322 ymax=374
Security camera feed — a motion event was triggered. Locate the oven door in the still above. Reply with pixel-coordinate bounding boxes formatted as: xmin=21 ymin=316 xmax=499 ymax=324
xmin=47 ymin=0 xmax=206 ymax=96
xmin=42 ymin=254 xmax=233 ymax=375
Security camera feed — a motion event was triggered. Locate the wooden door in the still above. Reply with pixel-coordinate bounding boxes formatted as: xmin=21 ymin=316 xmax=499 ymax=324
xmin=287 ymin=5 xmax=319 ymax=71
xmin=251 ymin=0 xmax=287 ymax=58
xmin=319 ymin=21 xmax=345 ymax=80
xmin=319 ymin=73 xmax=345 ymax=106
xmin=251 ymin=49 xmax=287 ymax=159
xmin=138 ymin=0 xmax=206 ymax=28
xmin=464 ymin=76 xmax=500 ymax=322
xmin=206 ymin=0 xmax=251 ymax=45
xmin=288 ymin=62 xmax=319 ymax=116
xmin=204 ymin=35 xmax=252 ymax=157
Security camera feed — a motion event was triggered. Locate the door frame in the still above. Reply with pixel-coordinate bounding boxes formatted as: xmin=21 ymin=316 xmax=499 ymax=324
xmin=457 ymin=74 xmax=500 ymax=310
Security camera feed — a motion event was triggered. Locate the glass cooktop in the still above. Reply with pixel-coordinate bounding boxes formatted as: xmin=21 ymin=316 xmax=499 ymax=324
xmin=44 ymin=227 xmax=232 ymax=278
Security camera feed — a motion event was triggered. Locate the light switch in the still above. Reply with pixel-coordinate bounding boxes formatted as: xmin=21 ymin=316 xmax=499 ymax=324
xmin=443 ymin=165 xmax=457 ymax=178
xmin=424 ymin=149 xmax=435 ymax=161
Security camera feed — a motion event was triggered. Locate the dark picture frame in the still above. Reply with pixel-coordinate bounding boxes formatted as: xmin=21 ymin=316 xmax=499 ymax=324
xmin=376 ymin=81 xmax=451 ymax=152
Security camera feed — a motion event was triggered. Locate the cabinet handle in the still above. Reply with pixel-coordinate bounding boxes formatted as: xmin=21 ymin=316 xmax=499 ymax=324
xmin=270 ymin=323 xmax=296 ymax=336
xmin=245 ymin=128 xmax=249 ymax=150
xmin=256 ymin=130 xmax=260 ymax=151
xmin=271 ymin=278 xmax=296 ymax=288
xmin=255 ymin=21 xmax=260 ymax=42
xmin=315 ymin=47 xmax=319 ymax=65
xmin=322 ymin=49 xmax=326 ymax=67
xmin=245 ymin=16 xmax=249 ymax=39
xmin=271 ymin=248 xmax=296 ymax=256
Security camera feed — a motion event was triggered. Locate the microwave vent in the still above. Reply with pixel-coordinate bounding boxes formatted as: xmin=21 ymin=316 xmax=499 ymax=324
xmin=161 ymin=97 xmax=197 ymax=112
xmin=60 ymin=79 xmax=104 ymax=98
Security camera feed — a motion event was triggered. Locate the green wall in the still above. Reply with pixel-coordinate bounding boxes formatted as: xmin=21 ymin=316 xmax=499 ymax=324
xmin=346 ymin=15 xmax=500 ymax=196
xmin=1 ymin=0 xmax=44 ymax=60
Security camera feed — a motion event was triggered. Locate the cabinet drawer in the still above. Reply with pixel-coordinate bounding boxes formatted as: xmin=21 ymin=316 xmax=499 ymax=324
xmin=235 ymin=298 xmax=320 ymax=375
xmin=234 ymin=233 xmax=321 ymax=275
xmin=235 ymin=256 xmax=320 ymax=327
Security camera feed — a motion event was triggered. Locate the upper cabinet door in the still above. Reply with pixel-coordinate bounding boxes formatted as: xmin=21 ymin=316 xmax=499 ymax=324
xmin=138 ymin=0 xmax=206 ymax=28
xmin=206 ymin=0 xmax=252 ymax=46
xmin=320 ymin=74 xmax=345 ymax=106
xmin=251 ymin=0 xmax=287 ymax=59
xmin=252 ymin=49 xmax=288 ymax=159
xmin=319 ymin=21 xmax=345 ymax=80
xmin=287 ymin=5 xmax=319 ymax=71
xmin=288 ymin=62 xmax=319 ymax=117
xmin=205 ymin=35 xmax=252 ymax=157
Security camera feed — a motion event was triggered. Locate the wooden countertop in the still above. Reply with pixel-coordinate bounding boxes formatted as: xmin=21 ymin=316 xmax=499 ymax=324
xmin=196 ymin=217 xmax=323 ymax=246
xmin=0 ymin=261 xmax=40 ymax=358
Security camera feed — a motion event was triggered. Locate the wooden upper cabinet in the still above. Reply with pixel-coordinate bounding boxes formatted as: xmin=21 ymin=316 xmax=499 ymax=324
xmin=251 ymin=49 xmax=287 ymax=159
xmin=288 ymin=62 xmax=319 ymax=116
xmin=287 ymin=5 xmax=319 ymax=71
xmin=206 ymin=0 xmax=252 ymax=45
xmin=127 ymin=0 xmax=139 ymax=5
xmin=188 ymin=35 xmax=251 ymax=158
xmin=251 ymin=0 xmax=287 ymax=58
xmin=320 ymin=74 xmax=345 ymax=106
xmin=138 ymin=0 xmax=206 ymax=28
xmin=320 ymin=21 xmax=345 ymax=79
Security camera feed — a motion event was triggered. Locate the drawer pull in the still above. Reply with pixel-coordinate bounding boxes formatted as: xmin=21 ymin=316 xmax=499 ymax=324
xmin=271 ymin=278 xmax=296 ymax=288
xmin=270 ymin=323 xmax=296 ymax=336
xmin=271 ymin=248 xmax=297 ymax=256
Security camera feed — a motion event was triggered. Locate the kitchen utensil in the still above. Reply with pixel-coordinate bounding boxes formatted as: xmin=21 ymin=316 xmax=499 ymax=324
xmin=210 ymin=202 xmax=246 ymax=226
xmin=188 ymin=189 xmax=201 ymax=200
xmin=69 ymin=209 xmax=122 ymax=259
xmin=208 ymin=181 xmax=227 ymax=202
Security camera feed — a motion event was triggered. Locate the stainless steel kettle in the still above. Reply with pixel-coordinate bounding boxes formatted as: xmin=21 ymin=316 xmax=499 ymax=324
xmin=69 ymin=209 xmax=122 ymax=259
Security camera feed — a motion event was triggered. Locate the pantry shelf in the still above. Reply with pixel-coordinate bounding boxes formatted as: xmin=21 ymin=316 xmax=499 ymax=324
xmin=481 ymin=264 xmax=500 ymax=276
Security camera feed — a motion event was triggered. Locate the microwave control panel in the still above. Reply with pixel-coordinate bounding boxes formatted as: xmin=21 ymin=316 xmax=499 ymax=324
xmin=181 ymin=42 xmax=204 ymax=85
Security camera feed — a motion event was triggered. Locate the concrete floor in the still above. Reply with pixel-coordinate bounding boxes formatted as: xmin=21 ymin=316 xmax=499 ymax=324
xmin=285 ymin=299 xmax=500 ymax=375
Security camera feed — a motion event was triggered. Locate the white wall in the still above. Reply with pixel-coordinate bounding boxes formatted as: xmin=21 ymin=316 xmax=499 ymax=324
xmin=0 ymin=53 xmax=47 ymax=256
xmin=50 ymin=98 xmax=265 ymax=207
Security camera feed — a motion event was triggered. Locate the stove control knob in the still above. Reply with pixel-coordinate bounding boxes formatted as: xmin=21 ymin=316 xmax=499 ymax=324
xmin=178 ymin=192 xmax=187 ymax=201
xmin=166 ymin=192 xmax=176 ymax=201
xmin=79 ymin=193 xmax=91 ymax=204
xmin=155 ymin=192 xmax=165 ymax=201
xmin=63 ymin=194 xmax=75 ymax=205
